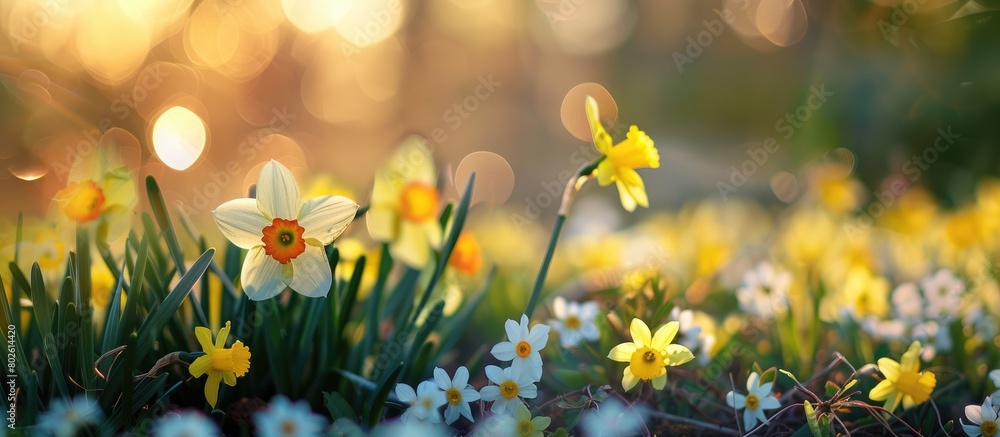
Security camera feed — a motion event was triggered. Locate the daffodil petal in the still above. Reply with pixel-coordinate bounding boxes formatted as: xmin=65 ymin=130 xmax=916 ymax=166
xmin=629 ymin=319 xmax=652 ymax=348
xmin=222 ymin=371 xmax=237 ymax=386
xmin=596 ymin=160 xmax=616 ymax=187
xmin=760 ymin=396 xmax=781 ymax=410
xmin=213 ymin=198 xmax=268 ymax=249
xmin=868 ymin=380 xmax=894 ymax=401
xmin=652 ymin=373 xmax=667 ymax=390
xmin=205 ymin=372 xmax=222 ymax=408
xmin=241 ymin=246 xmax=286 ymax=301
xmin=491 ymin=341 xmax=516 ymax=361
xmin=288 ymin=245 xmax=332 ymax=298
xmin=194 ymin=327 xmax=214 ymax=352
xmin=726 ymin=391 xmax=746 ymax=409
xmin=962 ymin=420 xmax=983 ymax=437
xmin=532 ymin=416 xmax=551 ymax=431
xmin=585 ymin=96 xmax=613 ymax=154
xmin=663 ymin=344 xmax=695 ymax=366
xmin=622 ymin=367 xmax=639 ymax=392
xmin=392 ymin=220 xmax=431 ymax=268
xmin=618 ymin=168 xmax=649 ymax=209
xmin=256 ymin=160 xmax=301 ymax=220
xmin=189 ymin=356 xmax=211 ymax=378
xmin=298 ymin=195 xmax=358 ymax=245
xmin=608 ymin=342 xmax=637 ymax=362
xmin=453 ymin=366 xmax=470 ymax=388
xmin=747 ymin=372 xmax=760 ymax=392
xmin=366 ymin=204 xmax=397 ymax=242
xmin=983 ymin=399 xmax=997 ymax=422
xmin=433 ymin=368 xmax=451 ymax=390
xmin=651 ymin=321 xmax=679 ymax=350
xmin=215 ymin=321 xmax=231 ymax=349
xmin=485 ymin=365 xmax=505 ymax=385
xmin=515 ymin=404 xmax=531 ymax=421
xmin=877 ymin=358 xmax=901 ymax=381
xmin=395 ymin=383 xmax=416 ymax=402
xmin=616 ymin=181 xmax=638 ymax=212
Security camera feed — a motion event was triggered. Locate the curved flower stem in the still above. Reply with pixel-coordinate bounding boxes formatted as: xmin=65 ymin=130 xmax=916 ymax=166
xmin=523 ymin=158 xmax=602 ymax=318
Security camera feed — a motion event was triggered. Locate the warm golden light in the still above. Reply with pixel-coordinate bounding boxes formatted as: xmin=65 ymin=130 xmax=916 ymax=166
xmin=151 ymin=106 xmax=207 ymax=171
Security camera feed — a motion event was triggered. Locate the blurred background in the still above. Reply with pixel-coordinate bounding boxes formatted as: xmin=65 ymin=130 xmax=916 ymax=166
xmin=0 ymin=0 xmax=998 ymax=227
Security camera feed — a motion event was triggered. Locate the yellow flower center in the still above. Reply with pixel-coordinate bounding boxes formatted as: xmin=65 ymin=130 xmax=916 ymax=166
xmin=399 ymin=182 xmax=439 ymax=222
xmin=281 ymin=420 xmax=296 ymax=435
xmin=261 ymin=218 xmax=306 ymax=264
xmin=746 ymin=394 xmax=759 ymax=410
xmin=57 ymin=180 xmax=106 ymax=223
xmin=422 ymin=397 xmax=433 ymax=409
xmin=629 ymin=347 xmax=664 ymax=380
xmin=518 ymin=420 xmax=534 ymax=436
xmin=210 ymin=341 xmax=251 ymax=376
xmin=516 ymin=340 xmax=532 ymax=359
xmin=894 ymin=370 xmax=933 ymax=404
xmin=982 ymin=420 xmax=998 ymax=437
xmin=446 ymin=387 xmax=462 ymax=406
xmin=500 ymin=380 xmax=520 ymax=400
xmin=564 ymin=315 xmax=582 ymax=330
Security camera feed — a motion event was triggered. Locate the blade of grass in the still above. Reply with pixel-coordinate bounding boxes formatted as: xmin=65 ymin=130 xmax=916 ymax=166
xmin=146 ymin=175 xmax=209 ymax=328
xmin=360 ymin=243 xmax=392 ymax=368
xmin=134 ymin=248 xmax=215 ymax=361
xmin=75 ymin=227 xmax=96 ymax=391
xmin=366 ymin=362 xmax=402 ymax=427
xmin=31 ymin=263 xmax=69 ymax=397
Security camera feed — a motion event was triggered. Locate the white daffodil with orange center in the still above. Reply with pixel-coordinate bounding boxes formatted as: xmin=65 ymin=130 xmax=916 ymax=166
xmin=480 ymin=365 xmax=538 ymax=415
xmin=214 ymin=161 xmax=358 ymax=300
xmin=366 ymin=136 xmax=443 ymax=268
xmin=491 ymin=314 xmax=550 ymax=382
xmin=726 ymin=372 xmax=781 ymax=430
xmin=586 ymin=95 xmax=659 ymax=212
xmin=607 ymin=318 xmax=694 ymax=391
xmin=433 ymin=366 xmax=480 ymax=424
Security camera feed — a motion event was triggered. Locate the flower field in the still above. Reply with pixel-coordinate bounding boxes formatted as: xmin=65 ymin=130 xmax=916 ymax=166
xmin=1 ymin=1 xmax=999 ymax=436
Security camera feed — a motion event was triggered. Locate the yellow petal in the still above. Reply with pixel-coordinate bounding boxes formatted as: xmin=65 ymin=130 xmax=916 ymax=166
xmin=205 ymin=372 xmax=222 ymax=408
xmin=617 ymin=168 xmax=648 ymax=209
xmin=652 ymin=373 xmax=667 ymax=390
xmin=868 ymin=380 xmax=894 ymax=401
xmin=616 ymin=180 xmax=638 ymax=212
xmin=189 ymin=356 xmax=212 ymax=378
xmin=651 ymin=321 xmax=679 ymax=350
xmin=215 ymin=321 xmax=231 ymax=349
xmin=195 ymin=327 xmax=214 ymax=352
xmin=622 ymin=366 xmax=639 ymax=392
xmin=663 ymin=344 xmax=695 ymax=366
xmin=392 ymin=220 xmax=431 ymax=268
xmin=596 ymin=160 xmax=616 ymax=187
xmin=223 ymin=371 xmax=237 ymax=386
xmin=585 ymin=96 xmax=613 ymax=155
xmin=877 ymin=358 xmax=901 ymax=381
xmin=900 ymin=341 xmax=922 ymax=372
xmin=629 ymin=319 xmax=652 ymax=348
xmin=608 ymin=342 xmax=637 ymax=362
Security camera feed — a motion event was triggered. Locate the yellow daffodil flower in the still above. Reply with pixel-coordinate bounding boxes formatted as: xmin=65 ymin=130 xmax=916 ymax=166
xmin=448 ymin=232 xmax=483 ymax=275
xmin=366 ymin=136 xmax=442 ymax=268
xmin=607 ymin=318 xmax=694 ymax=391
xmin=214 ymin=161 xmax=359 ymax=300
xmin=190 ymin=321 xmax=251 ymax=408
xmin=869 ymin=341 xmax=936 ymax=412
xmin=585 ymin=96 xmax=659 ymax=212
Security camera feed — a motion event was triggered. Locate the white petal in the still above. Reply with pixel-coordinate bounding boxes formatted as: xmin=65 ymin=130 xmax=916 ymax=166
xmin=528 ymin=324 xmax=550 ymax=350
xmin=460 ymin=401 xmax=474 ymax=422
xmin=553 ymin=296 xmax=567 ymax=319
xmin=726 ymin=392 xmax=746 ymax=409
xmin=461 ymin=388 xmax=480 ymax=403
xmin=480 ymin=386 xmax=499 ymax=402
xmin=444 ymin=406 xmax=459 ymax=425
xmin=984 ymin=399 xmax=998 ymax=422
xmin=962 ymin=420 xmax=983 ymax=437
xmin=518 ymin=314 xmax=531 ymax=338
xmin=505 ymin=319 xmax=523 ymax=342
xmin=519 ymin=383 xmax=537 ymax=399
xmin=453 ymin=366 xmax=470 ymax=388
xmin=241 ymin=246 xmax=286 ymax=300
xmin=256 ymin=160 xmax=300 ymax=219
xmin=298 ymin=195 xmax=358 ymax=245
xmin=760 ymin=396 xmax=780 ymax=410
xmin=485 ymin=365 xmax=505 ymax=385
xmin=491 ymin=342 xmax=516 ymax=361
xmin=213 ymin=198 xmax=268 ymax=249
xmin=433 ymin=368 xmax=451 ymax=390
xmin=395 ymin=384 xmax=416 ymax=402
xmin=747 ymin=372 xmax=760 ymax=392
xmin=743 ymin=407 xmax=757 ymax=429
xmin=580 ymin=322 xmax=600 ymax=341
xmin=288 ymin=245 xmax=332 ymax=298
xmin=968 ymin=405 xmax=984 ymax=425
xmin=758 ymin=381 xmax=773 ymax=396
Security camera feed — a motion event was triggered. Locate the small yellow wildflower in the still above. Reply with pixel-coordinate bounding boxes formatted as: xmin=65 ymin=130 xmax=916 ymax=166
xmin=190 ymin=321 xmax=251 ymax=408
xmin=869 ymin=341 xmax=936 ymax=412
xmin=607 ymin=318 xmax=694 ymax=391
xmin=585 ymin=95 xmax=659 ymax=212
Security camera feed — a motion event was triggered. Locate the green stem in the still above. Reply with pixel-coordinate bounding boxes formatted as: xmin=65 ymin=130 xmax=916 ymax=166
xmin=524 ymin=215 xmax=565 ymax=318
xmin=523 ymin=158 xmax=602 ymax=319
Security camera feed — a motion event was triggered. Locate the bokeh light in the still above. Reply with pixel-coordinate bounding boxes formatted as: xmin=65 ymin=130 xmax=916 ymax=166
xmin=151 ymin=106 xmax=208 ymax=171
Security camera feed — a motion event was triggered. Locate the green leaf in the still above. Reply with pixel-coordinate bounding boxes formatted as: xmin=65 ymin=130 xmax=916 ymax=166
xmin=134 ymin=248 xmax=215 ymax=361
xmin=75 ymin=227 xmax=96 ymax=391
xmin=551 ymin=428 xmax=570 ymax=437
xmin=779 ymin=369 xmax=803 ymax=386
xmin=824 ymin=381 xmax=841 ymax=397
xmin=361 ymin=243 xmax=392 ymax=368
xmin=324 ymin=391 xmax=356 ymax=421
xmin=330 ymin=418 xmax=366 ymax=437
xmin=367 ymin=362 xmax=402 ymax=427
xmin=803 ymin=400 xmax=827 ymax=437
xmin=147 ymin=175 xmax=209 ymax=327
xmin=409 ymin=172 xmax=474 ymax=327
xmin=121 ymin=236 xmax=148 ymax=344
